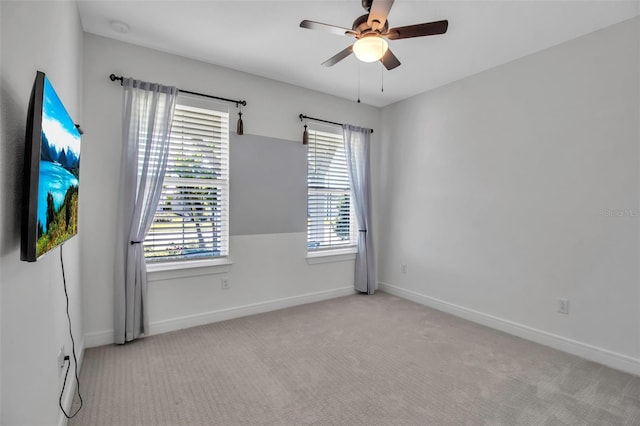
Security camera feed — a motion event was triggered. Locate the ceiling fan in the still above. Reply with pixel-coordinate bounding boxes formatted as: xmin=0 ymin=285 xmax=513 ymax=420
xmin=300 ymin=0 xmax=448 ymax=70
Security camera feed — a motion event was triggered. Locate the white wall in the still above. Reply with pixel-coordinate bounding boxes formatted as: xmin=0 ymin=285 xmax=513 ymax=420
xmin=0 ymin=1 xmax=84 ymax=425
xmin=376 ymin=17 xmax=640 ymax=373
xmin=81 ymin=34 xmax=380 ymax=346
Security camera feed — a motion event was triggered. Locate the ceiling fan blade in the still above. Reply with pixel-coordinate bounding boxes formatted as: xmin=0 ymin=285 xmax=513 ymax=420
xmin=367 ymin=0 xmax=394 ymax=31
xmin=300 ymin=20 xmax=354 ymax=37
xmin=380 ymin=48 xmax=401 ymax=70
xmin=321 ymin=45 xmax=354 ymax=67
xmin=386 ymin=20 xmax=448 ymax=40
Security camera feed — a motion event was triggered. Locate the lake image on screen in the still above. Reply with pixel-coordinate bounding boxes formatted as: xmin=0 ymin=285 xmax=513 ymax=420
xmin=36 ymin=77 xmax=81 ymax=257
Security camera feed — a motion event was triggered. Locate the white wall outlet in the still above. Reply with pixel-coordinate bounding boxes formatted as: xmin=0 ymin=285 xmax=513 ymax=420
xmin=401 ymin=264 xmax=408 ymax=274
xmin=57 ymin=346 xmax=66 ymax=369
xmin=558 ymin=298 xmax=569 ymax=315
xmin=221 ymin=278 xmax=230 ymax=290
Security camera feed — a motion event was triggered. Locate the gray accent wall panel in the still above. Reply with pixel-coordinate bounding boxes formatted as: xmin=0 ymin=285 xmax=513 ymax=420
xmin=230 ymin=133 xmax=307 ymax=236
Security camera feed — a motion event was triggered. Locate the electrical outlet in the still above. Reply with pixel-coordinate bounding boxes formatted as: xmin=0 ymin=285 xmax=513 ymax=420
xmin=57 ymin=346 xmax=66 ymax=369
xmin=221 ymin=278 xmax=230 ymax=290
xmin=558 ymin=298 xmax=569 ymax=315
xmin=401 ymin=264 xmax=408 ymax=274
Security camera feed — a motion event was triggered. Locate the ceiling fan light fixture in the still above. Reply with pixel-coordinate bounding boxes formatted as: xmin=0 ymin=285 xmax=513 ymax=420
xmin=353 ymin=36 xmax=388 ymax=63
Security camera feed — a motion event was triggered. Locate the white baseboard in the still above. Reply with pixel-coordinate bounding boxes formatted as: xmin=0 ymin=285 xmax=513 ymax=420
xmin=84 ymin=328 xmax=113 ymax=348
xmin=57 ymin=337 xmax=85 ymax=426
xmin=378 ymin=282 xmax=640 ymax=377
xmin=84 ymin=286 xmax=356 ymax=348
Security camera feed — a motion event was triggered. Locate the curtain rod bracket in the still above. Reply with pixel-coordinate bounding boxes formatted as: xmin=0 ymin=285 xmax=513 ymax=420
xmin=109 ymin=73 xmax=123 ymax=85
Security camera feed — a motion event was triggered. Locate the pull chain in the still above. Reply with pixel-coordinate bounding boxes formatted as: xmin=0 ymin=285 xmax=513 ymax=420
xmin=381 ymin=42 xmax=385 ymax=93
xmin=357 ymin=61 xmax=361 ymax=103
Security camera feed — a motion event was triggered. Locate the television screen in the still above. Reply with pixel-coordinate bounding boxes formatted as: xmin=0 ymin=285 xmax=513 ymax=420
xmin=21 ymin=71 xmax=81 ymax=262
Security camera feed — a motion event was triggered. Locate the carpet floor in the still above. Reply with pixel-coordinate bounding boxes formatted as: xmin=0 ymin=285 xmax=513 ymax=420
xmin=70 ymin=293 xmax=640 ymax=425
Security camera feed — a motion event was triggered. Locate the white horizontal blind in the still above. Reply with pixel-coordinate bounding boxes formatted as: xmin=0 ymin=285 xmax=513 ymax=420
xmin=144 ymin=101 xmax=229 ymax=262
xmin=307 ymin=127 xmax=356 ymax=251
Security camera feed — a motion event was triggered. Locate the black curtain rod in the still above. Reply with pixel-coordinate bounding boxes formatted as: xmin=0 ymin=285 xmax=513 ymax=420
xmin=109 ymin=74 xmax=247 ymax=107
xmin=299 ymin=114 xmax=373 ymax=134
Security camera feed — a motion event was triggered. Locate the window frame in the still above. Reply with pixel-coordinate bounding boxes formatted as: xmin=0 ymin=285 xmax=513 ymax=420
xmin=143 ymin=94 xmax=230 ymax=269
xmin=306 ymin=124 xmax=358 ymax=257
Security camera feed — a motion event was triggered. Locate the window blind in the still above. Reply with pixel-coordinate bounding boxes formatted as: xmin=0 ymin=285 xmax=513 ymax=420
xmin=144 ymin=101 xmax=229 ymax=262
xmin=307 ymin=128 xmax=356 ymax=251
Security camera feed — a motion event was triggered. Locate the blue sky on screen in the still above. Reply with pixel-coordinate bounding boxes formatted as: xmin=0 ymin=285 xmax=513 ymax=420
xmin=42 ymin=76 xmax=80 ymax=156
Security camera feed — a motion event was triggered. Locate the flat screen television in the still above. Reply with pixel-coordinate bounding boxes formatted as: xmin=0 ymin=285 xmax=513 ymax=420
xmin=21 ymin=71 xmax=81 ymax=262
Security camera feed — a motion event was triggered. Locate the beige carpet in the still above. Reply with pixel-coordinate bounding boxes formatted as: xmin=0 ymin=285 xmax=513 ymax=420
xmin=70 ymin=293 xmax=640 ymax=425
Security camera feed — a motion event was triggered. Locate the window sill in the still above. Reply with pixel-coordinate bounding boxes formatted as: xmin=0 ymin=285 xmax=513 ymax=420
xmin=306 ymin=248 xmax=357 ymax=265
xmin=147 ymin=258 xmax=232 ymax=282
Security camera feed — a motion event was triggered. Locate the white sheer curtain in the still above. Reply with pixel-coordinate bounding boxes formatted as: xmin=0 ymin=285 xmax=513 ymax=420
xmin=343 ymin=124 xmax=376 ymax=294
xmin=114 ymin=78 xmax=178 ymax=344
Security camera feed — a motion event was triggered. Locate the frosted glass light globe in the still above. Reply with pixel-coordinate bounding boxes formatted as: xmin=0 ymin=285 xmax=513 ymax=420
xmin=353 ymin=37 xmax=388 ymax=62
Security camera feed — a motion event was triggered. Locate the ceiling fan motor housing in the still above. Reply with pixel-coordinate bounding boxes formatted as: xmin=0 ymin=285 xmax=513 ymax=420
xmin=352 ymin=14 xmax=388 ymax=36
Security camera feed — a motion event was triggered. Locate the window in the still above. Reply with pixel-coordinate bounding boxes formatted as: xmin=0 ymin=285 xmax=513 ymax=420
xmin=307 ymin=126 xmax=357 ymax=252
xmin=144 ymin=96 xmax=229 ymax=262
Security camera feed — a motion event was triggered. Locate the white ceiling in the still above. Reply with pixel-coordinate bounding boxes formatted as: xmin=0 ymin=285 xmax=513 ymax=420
xmin=77 ymin=1 xmax=639 ymax=107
